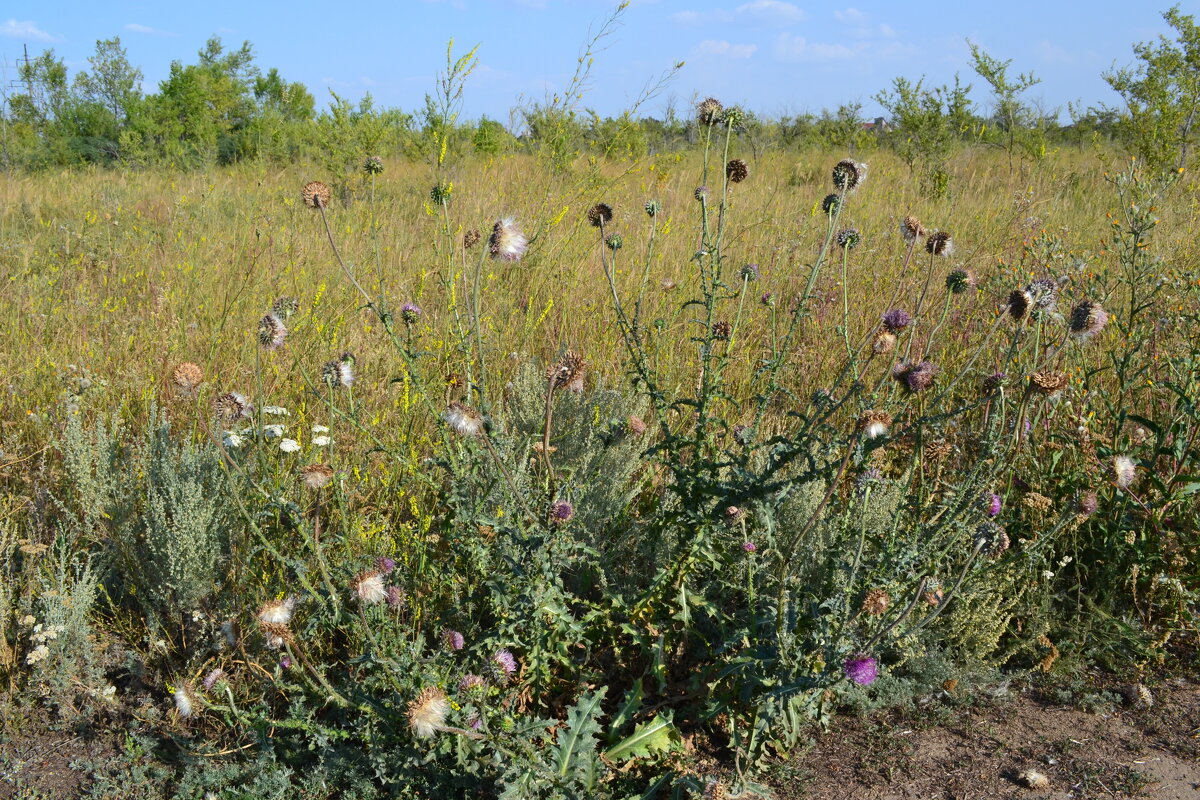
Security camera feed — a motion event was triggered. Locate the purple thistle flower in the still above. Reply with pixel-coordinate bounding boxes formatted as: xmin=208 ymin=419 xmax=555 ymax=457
xmin=760 ymin=292 xmax=775 ymax=307
xmin=844 ymin=655 xmax=879 ymax=686
xmin=468 ymin=713 xmax=484 ymax=731
xmin=385 ymin=586 xmax=405 ymax=609
xmin=881 ymin=309 xmax=911 ymax=333
xmin=493 ymin=649 xmax=517 ymax=675
xmin=442 ymin=629 xmax=465 ymax=651
xmin=986 ymin=493 xmax=1002 ymax=517
xmin=202 ymin=669 xmax=225 ymax=691
xmin=892 ymin=360 xmax=937 ymax=394
xmin=742 ymin=541 xmax=757 ymax=553
xmin=376 ymin=556 xmax=396 ymax=574
xmin=458 ymin=673 xmax=487 ymax=692
xmin=740 ymin=263 xmax=759 ymax=281
xmin=550 ymin=501 xmax=574 ymax=524
xmin=400 ymin=302 xmax=422 ymax=325
xmin=280 ymin=656 xmax=292 ymax=670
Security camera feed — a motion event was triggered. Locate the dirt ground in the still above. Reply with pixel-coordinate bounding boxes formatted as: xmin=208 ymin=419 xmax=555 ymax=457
xmin=776 ymin=677 xmax=1200 ymax=800
xmin=2 ymin=677 xmax=1197 ymax=798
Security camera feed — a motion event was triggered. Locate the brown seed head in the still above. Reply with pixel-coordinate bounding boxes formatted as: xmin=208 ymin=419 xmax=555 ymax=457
xmin=547 ymin=350 xmax=587 ymax=392
xmin=301 ymin=181 xmax=332 ymax=210
xmin=900 ymin=215 xmax=926 ymax=242
xmin=862 ymin=588 xmax=891 ymax=616
xmin=300 ymin=463 xmax=334 ymax=490
xmin=1030 ymin=371 xmax=1070 ymax=397
xmin=726 ymin=158 xmax=749 ymax=183
xmin=172 ymin=362 xmax=203 ymax=393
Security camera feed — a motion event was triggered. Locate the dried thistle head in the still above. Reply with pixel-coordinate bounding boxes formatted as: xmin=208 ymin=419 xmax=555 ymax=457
xmin=258 ymin=597 xmax=297 ymax=626
xmin=711 ymin=320 xmax=732 ymax=340
xmin=172 ymin=362 xmax=203 ymax=394
xmin=586 ymin=202 xmax=614 ymax=228
xmin=214 ymin=391 xmax=253 ymax=423
xmin=488 ymin=218 xmax=528 ymax=261
xmin=925 ymin=231 xmax=953 ymax=256
xmin=726 ymin=158 xmax=749 ymax=183
xmin=300 ymin=463 xmax=334 ymax=490
xmin=321 ymin=356 xmax=354 ymax=389
xmin=463 ymin=228 xmax=481 ymax=249
xmin=832 ymin=159 xmax=867 ymax=191
xmin=974 ymin=521 xmax=1010 ymax=557
xmin=1030 ymin=371 xmax=1069 ymax=397
xmin=350 ymin=569 xmax=387 ymax=605
xmin=301 ymin=181 xmax=332 ymax=210
xmin=1069 ymin=300 xmax=1108 ymax=340
xmin=857 ymin=410 xmax=892 ymax=439
xmin=697 ymin=97 xmax=724 ymax=126
xmin=1008 ymin=289 xmax=1033 ymax=321
xmin=272 ymin=296 xmax=300 ymax=319
xmin=899 ymin=215 xmax=926 ymax=242
xmin=257 ymin=313 xmax=287 ymax=350
xmin=924 ymin=440 xmax=953 ymax=463
xmin=444 ymin=401 xmax=485 ymax=437
xmin=872 ymin=329 xmax=897 ymax=354
xmin=407 ymin=687 xmax=449 ymax=738
xmin=861 ymin=588 xmax=891 ymax=616
xmin=547 ymin=350 xmax=587 ymax=392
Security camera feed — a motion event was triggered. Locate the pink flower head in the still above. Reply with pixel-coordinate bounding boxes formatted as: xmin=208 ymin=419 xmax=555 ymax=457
xmin=844 ymin=655 xmax=879 ymax=686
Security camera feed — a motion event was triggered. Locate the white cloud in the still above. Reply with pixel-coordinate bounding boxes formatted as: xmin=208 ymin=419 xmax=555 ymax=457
xmin=672 ymin=9 xmax=733 ymax=25
xmin=878 ymin=24 xmax=896 ymax=38
xmin=775 ymin=33 xmax=867 ymax=61
xmin=1036 ymin=39 xmax=1072 ymax=63
xmin=674 ymin=1 xmax=803 ymax=26
xmin=693 ymin=39 xmax=758 ymax=59
xmin=124 ymin=23 xmax=177 ymax=37
xmin=1 ymin=19 xmax=58 ymax=42
xmin=735 ymin=1 xmax=806 ymax=24
xmin=834 ymin=8 xmax=867 ymax=22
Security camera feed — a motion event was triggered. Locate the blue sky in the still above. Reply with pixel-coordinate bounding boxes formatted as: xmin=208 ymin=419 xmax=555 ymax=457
xmin=1 ymin=1 xmax=1190 ymax=122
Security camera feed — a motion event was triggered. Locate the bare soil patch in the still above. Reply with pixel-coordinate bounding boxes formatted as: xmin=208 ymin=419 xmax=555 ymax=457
xmin=776 ymin=677 xmax=1200 ymax=799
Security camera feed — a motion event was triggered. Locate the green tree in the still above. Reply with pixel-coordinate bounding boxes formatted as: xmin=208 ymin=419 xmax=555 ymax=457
xmin=875 ymin=75 xmax=972 ymax=196
xmin=1104 ymin=4 xmax=1200 ymax=172
xmin=968 ymin=41 xmax=1047 ymax=169
xmin=74 ymin=38 xmax=143 ymax=123
xmin=151 ymin=37 xmax=259 ymax=164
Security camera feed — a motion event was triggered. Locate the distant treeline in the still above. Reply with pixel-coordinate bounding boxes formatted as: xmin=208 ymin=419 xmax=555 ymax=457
xmin=2 ymin=5 xmax=1197 ymax=181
